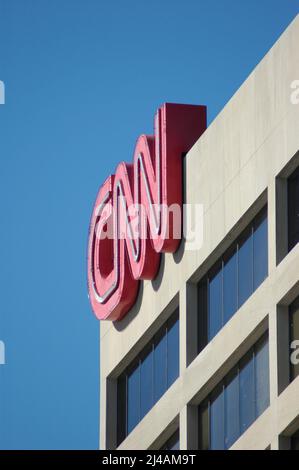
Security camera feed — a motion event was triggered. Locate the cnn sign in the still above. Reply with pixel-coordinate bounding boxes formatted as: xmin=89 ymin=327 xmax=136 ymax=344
xmin=87 ymin=103 xmax=206 ymax=321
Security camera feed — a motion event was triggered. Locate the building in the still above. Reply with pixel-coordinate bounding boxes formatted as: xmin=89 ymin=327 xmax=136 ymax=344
xmin=98 ymin=15 xmax=299 ymax=450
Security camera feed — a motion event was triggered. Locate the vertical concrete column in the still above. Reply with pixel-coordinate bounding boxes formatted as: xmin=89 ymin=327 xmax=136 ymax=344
xmin=179 ymin=284 xmax=188 ymax=450
xmin=179 ymin=284 xmax=199 ymax=450
xmin=179 ymin=405 xmax=198 ymax=450
xmin=179 ymin=284 xmax=190 ymax=450
xmin=270 ymin=435 xmax=280 ymax=450
xmin=179 ymin=406 xmax=188 ymax=450
xmin=100 ymin=377 xmax=107 ymax=449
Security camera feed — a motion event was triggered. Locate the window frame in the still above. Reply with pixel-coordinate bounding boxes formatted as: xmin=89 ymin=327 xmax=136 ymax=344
xmin=197 ymin=206 xmax=268 ymax=353
xmin=117 ymin=308 xmax=180 ymax=445
xmin=198 ymin=333 xmax=270 ymax=450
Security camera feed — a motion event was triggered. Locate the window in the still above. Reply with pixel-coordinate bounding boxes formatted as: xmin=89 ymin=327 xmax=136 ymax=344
xmin=198 ymin=207 xmax=268 ymax=351
xmin=208 ymin=264 xmax=223 ymax=340
xmin=117 ymin=309 xmax=179 ymax=445
xmin=154 ymin=329 xmax=167 ymax=402
xmin=288 ymin=166 xmax=299 ymax=252
xmin=210 ymin=385 xmax=225 ymax=449
xmin=198 ymin=334 xmax=270 ymax=450
xmin=223 ymin=248 xmax=237 ymax=324
xmin=238 ymin=227 xmax=253 ymax=307
xmin=140 ymin=346 xmax=153 ymax=419
xmin=276 ymin=160 xmax=299 ymax=264
xmin=160 ymin=430 xmax=180 ymax=450
xmin=239 ymin=351 xmax=255 ymax=433
xmin=277 ymin=294 xmax=299 ymax=395
xmin=127 ymin=363 xmax=140 ymax=433
xmin=290 ymin=296 xmax=299 ymax=382
xmin=167 ymin=316 xmax=180 ymax=387
xmin=255 ymin=334 xmax=270 ymax=416
xmin=225 ymin=368 xmax=240 ymax=449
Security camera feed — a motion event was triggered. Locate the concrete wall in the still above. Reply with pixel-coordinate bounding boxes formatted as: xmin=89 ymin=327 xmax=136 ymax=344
xmin=100 ymin=14 xmax=299 ymax=450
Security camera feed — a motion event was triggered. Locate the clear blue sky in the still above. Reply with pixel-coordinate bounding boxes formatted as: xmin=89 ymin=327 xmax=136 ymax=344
xmin=0 ymin=0 xmax=298 ymax=450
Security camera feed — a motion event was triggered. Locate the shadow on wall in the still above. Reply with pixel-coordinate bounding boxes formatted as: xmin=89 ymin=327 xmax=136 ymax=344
xmin=112 ymin=233 xmax=187 ymax=331
xmin=113 ymin=282 xmax=144 ymax=332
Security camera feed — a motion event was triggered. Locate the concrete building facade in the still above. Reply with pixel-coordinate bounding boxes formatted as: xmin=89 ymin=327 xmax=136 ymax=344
xmin=99 ymin=15 xmax=299 ymax=450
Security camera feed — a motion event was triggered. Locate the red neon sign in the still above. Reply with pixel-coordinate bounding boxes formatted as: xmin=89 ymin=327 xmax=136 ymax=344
xmin=87 ymin=103 xmax=206 ymax=321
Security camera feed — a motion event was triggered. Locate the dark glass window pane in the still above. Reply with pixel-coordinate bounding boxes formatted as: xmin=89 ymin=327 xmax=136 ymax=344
xmin=239 ymin=351 xmax=255 ymax=433
xmin=199 ymin=400 xmax=209 ymax=450
xmin=198 ymin=207 xmax=268 ymax=354
xmin=162 ymin=430 xmax=180 ymax=450
xmin=117 ymin=310 xmax=180 ymax=444
xmin=255 ymin=335 xmax=270 ymax=417
xmin=198 ymin=334 xmax=270 ymax=451
xmin=253 ymin=212 xmax=268 ymax=290
xmin=117 ymin=375 xmax=127 ymax=445
xmin=291 ymin=430 xmax=299 ymax=450
xmin=154 ymin=329 xmax=167 ymax=403
xmin=167 ymin=315 xmax=179 ymax=387
xmin=168 ymin=431 xmax=180 ymax=450
xmin=238 ymin=229 xmax=253 ymax=308
xmin=210 ymin=385 xmax=225 ymax=450
xmin=208 ymin=265 xmax=223 ymax=340
xmin=288 ymin=167 xmax=299 ymax=252
xmin=127 ymin=362 xmax=140 ymax=433
xmin=224 ymin=368 xmax=240 ymax=449
xmin=290 ymin=299 xmax=299 ymax=382
xmin=198 ymin=281 xmax=208 ymax=353
xmin=140 ymin=347 xmax=153 ymax=419
xmin=223 ymin=250 xmax=237 ymax=324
